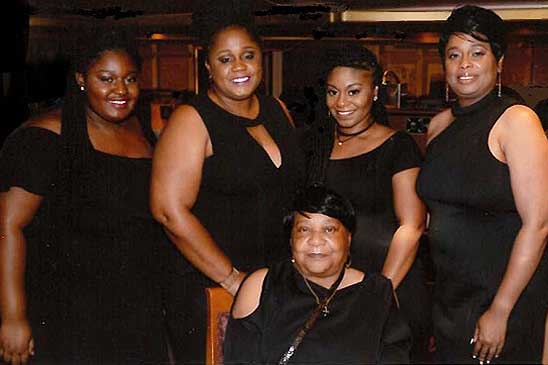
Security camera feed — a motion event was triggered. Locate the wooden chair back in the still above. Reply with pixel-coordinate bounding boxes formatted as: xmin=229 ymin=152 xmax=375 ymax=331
xmin=205 ymin=287 xmax=234 ymax=365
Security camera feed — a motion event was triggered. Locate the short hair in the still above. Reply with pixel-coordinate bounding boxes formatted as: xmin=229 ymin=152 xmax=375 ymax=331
xmin=284 ymin=184 xmax=356 ymax=234
xmin=191 ymin=0 xmax=263 ymax=60
xmin=438 ymin=5 xmax=507 ymax=62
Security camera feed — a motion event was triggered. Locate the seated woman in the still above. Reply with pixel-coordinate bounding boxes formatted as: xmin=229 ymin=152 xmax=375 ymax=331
xmin=224 ymin=185 xmax=411 ymax=364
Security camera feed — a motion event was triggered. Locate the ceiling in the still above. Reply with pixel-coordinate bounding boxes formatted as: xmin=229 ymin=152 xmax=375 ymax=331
xmin=26 ymin=0 xmax=548 ymax=39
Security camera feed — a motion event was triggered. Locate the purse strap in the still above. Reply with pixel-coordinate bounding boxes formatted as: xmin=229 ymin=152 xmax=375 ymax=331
xmin=278 ymin=267 xmax=346 ymax=365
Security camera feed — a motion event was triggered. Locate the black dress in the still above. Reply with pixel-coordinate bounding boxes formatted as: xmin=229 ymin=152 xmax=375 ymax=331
xmin=0 ymin=127 xmax=168 ymax=364
xmin=224 ymin=261 xmax=411 ymax=364
xmin=416 ymin=92 xmax=548 ymax=364
xmin=325 ymin=131 xmax=432 ymax=360
xmin=164 ymin=94 xmax=305 ymax=362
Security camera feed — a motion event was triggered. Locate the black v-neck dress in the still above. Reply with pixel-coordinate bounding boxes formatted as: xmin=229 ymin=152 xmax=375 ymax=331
xmin=416 ymin=92 xmax=548 ymax=364
xmin=164 ymin=94 xmax=305 ymax=362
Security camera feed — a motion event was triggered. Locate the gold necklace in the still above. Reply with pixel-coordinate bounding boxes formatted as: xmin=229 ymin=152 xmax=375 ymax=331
xmin=336 ymin=118 xmax=375 ymax=146
xmin=302 ymin=276 xmax=340 ymax=317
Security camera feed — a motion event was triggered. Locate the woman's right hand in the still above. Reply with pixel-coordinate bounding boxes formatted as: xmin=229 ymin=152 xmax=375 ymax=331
xmin=0 ymin=318 xmax=34 ymax=364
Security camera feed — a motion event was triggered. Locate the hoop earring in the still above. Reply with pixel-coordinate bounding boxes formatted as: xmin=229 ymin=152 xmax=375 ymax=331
xmin=497 ymin=72 xmax=502 ymax=98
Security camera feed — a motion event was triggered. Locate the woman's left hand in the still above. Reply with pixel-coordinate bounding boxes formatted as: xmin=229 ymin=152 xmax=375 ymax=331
xmin=472 ymin=306 xmax=509 ymax=364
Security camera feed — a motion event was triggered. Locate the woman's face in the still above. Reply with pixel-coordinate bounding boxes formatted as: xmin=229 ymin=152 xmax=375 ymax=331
xmin=326 ymin=66 xmax=377 ymax=131
xmin=291 ymin=212 xmax=351 ymax=286
xmin=444 ymin=33 xmax=502 ymax=107
xmin=76 ymin=50 xmax=139 ymax=124
xmin=206 ymin=26 xmax=262 ymax=102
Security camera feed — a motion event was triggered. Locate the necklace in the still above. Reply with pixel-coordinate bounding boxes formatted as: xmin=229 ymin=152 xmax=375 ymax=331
xmin=301 ymin=270 xmax=345 ymax=317
xmin=336 ymin=118 xmax=375 ymax=146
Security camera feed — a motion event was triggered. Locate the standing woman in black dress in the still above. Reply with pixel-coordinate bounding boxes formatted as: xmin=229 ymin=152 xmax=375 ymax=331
xmin=305 ymin=43 xmax=430 ymax=361
xmin=150 ymin=7 xmax=304 ymax=363
xmin=0 ymin=30 xmax=168 ymax=364
xmin=417 ymin=5 xmax=548 ymax=364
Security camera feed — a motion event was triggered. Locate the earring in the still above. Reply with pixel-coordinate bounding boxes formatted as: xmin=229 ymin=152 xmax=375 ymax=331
xmin=327 ymin=110 xmax=331 ymax=118
xmin=497 ymin=72 xmax=502 ymax=98
xmin=345 ymin=255 xmax=352 ymax=268
xmin=291 ymin=257 xmax=295 ymax=264
xmin=80 ymin=85 xmax=85 ymax=91
xmin=445 ymin=82 xmax=450 ymax=103
xmin=373 ymin=95 xmax=378 ymax=102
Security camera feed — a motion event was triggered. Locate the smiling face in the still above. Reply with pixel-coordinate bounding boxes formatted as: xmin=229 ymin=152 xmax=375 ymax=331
xmin=206 ymin=26 xmax=263 ymax=102
xmin=291 ymin=212 xmax=351 ymax=287
xmin=326 ymin=66 xmax=378 ymax=133
xmin=444 ymin=33 xmax=502 ymax=107
xmin=76 ymin=50 xmax=139 ymax=124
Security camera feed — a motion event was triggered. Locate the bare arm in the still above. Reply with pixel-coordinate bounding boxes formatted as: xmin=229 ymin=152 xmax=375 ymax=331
xmin=150 ymin=105 xmax=245 ymax=295
xmin=473 ymin=106 xmax=548 ymax=363
xmin=382 ymin=168 xmax=426 ymax=289
xmin=0 ymin=188 xmax=43 ymax=364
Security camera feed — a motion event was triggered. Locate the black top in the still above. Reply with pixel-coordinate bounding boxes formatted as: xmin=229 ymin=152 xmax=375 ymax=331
xmin=0 ymin=126 xmax=168 ymax=363
xmin=173 ymin=94 xmax=305 ymax=274
xmin=417 ymin=92 xmax=548 ymax=363
xmin=326 ymin=131 xmax=422 ymax=272
xmin=224 ymin=261 xmax=411 ymax=364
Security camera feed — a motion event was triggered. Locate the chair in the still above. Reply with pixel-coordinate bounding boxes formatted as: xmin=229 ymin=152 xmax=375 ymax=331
xmin=205 ymin=287 xmax=234 ymax=365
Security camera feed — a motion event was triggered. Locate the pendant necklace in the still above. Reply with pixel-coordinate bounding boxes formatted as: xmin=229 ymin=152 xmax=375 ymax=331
xmin=336 ymin=118 xmax=375 ymax=146
xmin=302 ymin=274 xmax=341 ymax=317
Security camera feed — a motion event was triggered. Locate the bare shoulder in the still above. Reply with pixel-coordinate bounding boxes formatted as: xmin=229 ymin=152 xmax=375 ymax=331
xmin=498 ymin=104 xmax=541 ymax=131
xmin=24 ymin=108 xmax=62 ymax=134
xmin=426 ymin=108 xmax=453 ymax=144
xmin=231 ymin=268 xmax=269 ymax=319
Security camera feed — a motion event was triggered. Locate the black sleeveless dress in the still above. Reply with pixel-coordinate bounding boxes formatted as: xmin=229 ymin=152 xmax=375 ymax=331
xmin=416 ymin=92 xmax=548 ymax=364
xmin=224 ymin=261 xmax=411 ymax=364
xmin=0 ymin=127 xmax=168 ymax=364
xmin=325 ymin=131 xmax=432 ymax=361
xmin=164 ymin=94 xmax=305 ymax=362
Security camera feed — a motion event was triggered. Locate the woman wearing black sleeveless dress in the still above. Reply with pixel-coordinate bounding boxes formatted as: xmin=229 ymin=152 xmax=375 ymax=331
xmin=416 ymin=6 xmax=548 ymax=364
xmin=150 ymin=14 xmax=304 ymax=363
xmin=0 ymin=31 xmax=168 ymax=364
xmin=304 ymin=44 xmax=431 ymax=362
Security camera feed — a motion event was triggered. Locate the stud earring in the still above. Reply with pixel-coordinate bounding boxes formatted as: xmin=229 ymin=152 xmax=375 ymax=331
xmin=80 ymin=85 xmax=85 ymax=91
xmin=373 ymin=95 xmax=378 ymax=102
xmin=291 ymin=257 xmax=295 ymax=264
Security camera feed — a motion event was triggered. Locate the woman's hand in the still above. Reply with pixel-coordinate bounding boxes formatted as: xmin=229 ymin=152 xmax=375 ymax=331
xmin=0 ymin=318 xmax=34 ymax=364
xmin=472 ymin=306 xmax=509 ymax=364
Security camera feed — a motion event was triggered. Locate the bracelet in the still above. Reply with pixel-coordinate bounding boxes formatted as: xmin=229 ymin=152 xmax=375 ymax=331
xmin=219 ymin=267 xmax=240 ymax=292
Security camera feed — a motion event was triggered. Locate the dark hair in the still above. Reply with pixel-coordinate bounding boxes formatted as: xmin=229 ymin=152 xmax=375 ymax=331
xmin=284 ymin=184 xmax=356 ymax=235
xmin=191 ymin=0 xmax=262 ymax=61
xmin=438 ymin=5 xmax=507 ymax=62
xmin=305 ymin=43 xmax=387 ymax=185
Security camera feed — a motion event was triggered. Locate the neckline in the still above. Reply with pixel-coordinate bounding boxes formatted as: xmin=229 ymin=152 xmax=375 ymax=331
xmin=330 ymin=130 xmax=399 ymax=162
xmin=451 ymin=90 xmax=497 ymax=118
xmin=206 ymin=94 xmax=263 ymax=127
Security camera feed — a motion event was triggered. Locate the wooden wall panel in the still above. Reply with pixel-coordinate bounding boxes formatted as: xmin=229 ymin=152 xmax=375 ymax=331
xmin=157 ymin=43 xmax=193 ymax=91
xmin=532 ymin=45 xmax=548 ymax=85
xmin=503 ymin=41 xmax=533 ymax=85
xmin=380 ymin=45 xmax=423 ymax=96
